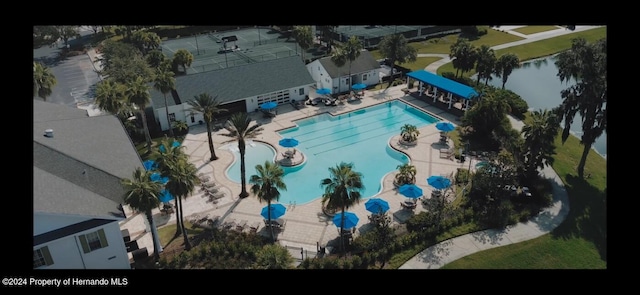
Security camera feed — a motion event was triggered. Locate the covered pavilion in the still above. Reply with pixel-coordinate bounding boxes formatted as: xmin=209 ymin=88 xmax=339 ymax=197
xmin=406 ymin=70 xmax=479 ymax=111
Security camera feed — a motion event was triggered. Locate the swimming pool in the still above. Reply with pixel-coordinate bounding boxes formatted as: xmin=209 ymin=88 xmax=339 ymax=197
xmin=226 ymin=100 xmax=439 ymax=205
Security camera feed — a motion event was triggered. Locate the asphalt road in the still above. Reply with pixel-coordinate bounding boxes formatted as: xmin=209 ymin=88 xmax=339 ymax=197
xmin=33 ymin=27 xmax=101 ymax=107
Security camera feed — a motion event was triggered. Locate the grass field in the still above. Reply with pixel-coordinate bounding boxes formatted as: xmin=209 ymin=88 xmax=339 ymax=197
xmin=512 ymin=25 xmax=561 ymax=35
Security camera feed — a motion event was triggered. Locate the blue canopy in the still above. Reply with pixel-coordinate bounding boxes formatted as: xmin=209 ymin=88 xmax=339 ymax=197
xmin=351 ymin=83 xmax=366 ymax=90
xmin=316 ymin=88 xmax=331 ymax=95
xmin=407 ymin=70 xmax=479 ymax=99
xmin=158 ymin=189 xmax=174 ymax=203
xmin=143 ymin=160 xmax=156 ymax=171
xmin=150 ymin=173 xmax=169 ymax=184
xmin=333 ymin=212 xmax=359 ymax=230
xmin=279 ymin=138 xmax=299 ymax=148
xmin=399 ymin=184 xmax=423 ymax=199
xmin=261 ymin=203 xmax=287 ymax=220
xmin=436 ymin=122 xmax=456 ymax=132
xmin=159 ymin=141 xmax=180 ymax=153
xmin=365 ymin=198 xmax=390 ymax=214
xmin=427 ymin=175 xmax=451 ymax=190
xmin=260 ymin=101 xmax=277 ymax=110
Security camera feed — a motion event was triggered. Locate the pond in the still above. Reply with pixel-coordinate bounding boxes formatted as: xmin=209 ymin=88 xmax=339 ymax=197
xmin=485 ymin=54 xmax=606 ymax=159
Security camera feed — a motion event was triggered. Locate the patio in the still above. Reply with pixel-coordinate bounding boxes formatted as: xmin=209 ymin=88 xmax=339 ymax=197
xmin=118 ymin=84 xmax=481 ymax=259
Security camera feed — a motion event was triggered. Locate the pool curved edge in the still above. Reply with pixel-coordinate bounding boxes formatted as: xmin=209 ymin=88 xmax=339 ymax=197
xmin=223 ymin=140 xmax=278 ymax=182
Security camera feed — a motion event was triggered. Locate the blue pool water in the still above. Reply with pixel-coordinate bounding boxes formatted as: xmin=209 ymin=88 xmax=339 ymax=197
xmin=226 ymin=100 xmax=439 ymax=205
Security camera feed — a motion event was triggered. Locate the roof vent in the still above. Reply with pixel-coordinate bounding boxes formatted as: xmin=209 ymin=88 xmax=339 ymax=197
xmin=44 ymin=129 xmax=53 ymax=138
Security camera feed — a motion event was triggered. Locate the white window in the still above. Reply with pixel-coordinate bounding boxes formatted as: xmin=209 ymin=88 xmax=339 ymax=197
xmin=79 ymin=229 xmax=109 ymax=253
xmin=363 ymin=73 xmax=368 ymax=81
xmin=33 ymin=246 xmax=54 ymax=268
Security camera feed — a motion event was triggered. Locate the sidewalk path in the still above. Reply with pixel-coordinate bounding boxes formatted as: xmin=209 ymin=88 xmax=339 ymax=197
xmin=399 ymin=25 xmax=603 ymax=268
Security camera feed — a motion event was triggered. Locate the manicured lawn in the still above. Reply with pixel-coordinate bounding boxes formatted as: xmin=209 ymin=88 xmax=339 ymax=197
xmin=437 ymin=26 xmax=607 ymax=76
xmin=512 ymin=25 xmax=561 ymax=35
xmin=441 ymin=129 xmax=607 ymax=269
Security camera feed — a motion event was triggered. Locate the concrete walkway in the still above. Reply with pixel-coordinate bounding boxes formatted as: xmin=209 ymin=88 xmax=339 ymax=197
xmin=399 ymin=25 xmax=603 ymax=269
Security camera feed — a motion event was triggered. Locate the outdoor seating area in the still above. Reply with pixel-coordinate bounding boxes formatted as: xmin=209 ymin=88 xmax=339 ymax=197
xmin=263 ymin=218 xmax=286 ymax=230
xmin=400 ymin=199 xmax=417 ymax=210
xmin=340 ymin=227 xmax=355 ymax=239
xmin=189 ymin=213 xmax=220 ymax=229
xmin=221 ymin=218 xmax=236 ymax=230
xmin=290 ymin=100 xmax=305 ymax=110
xmin=282 ymin=149 xmax=296 ymax=159
xmin=439 ymin=132 xmax=449 ymax=145
xmin=368 ymin=213 xmax=385 ymax=223
xmin=249 ymin=221 xmax=261 ymax=233
xmin=160 ymin=203 xmax=175 ymax=215
xmin=439 ymin=148 xmax=454 ymax=159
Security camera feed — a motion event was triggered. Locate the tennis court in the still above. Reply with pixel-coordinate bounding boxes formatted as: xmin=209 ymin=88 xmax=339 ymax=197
xmin=335 ymin=25 xmax=461 ymax=48
xmin=160 ymin=27 xmax=299 ymax=74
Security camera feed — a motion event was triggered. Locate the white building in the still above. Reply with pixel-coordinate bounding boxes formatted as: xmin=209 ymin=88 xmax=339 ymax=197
xmin=33 ymin=100 xmax=141 ymax=269
xmin=305 ymin=50 xmax=381 ymax=94
xmin=149 ymin=55 xmax=315 ymax=132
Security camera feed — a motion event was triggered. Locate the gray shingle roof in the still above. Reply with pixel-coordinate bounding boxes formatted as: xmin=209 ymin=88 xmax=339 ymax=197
xmin=33 ymin=100 xmax=143 ymax=218
xmin=318 ymin=50 xmax=381 ymax=78
xmin=149 ymin=55 xmax=316 ymax=109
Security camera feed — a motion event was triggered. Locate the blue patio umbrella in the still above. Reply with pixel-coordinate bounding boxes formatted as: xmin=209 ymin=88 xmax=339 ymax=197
xmin=260 ymin=101 xmax=278 ymax=110
xmin=143 ymin=160 xmax=156 ymax=171
xmin=150 ymin=172 xmax=169 ymax=184
xmin=159 ymin=141 xmax=180 ymax=153
xmin=351 ymin=83 xmax=367 ymax=90
xmin=427 ymin=175 xmax=451 ymax=190
xmin=278 ymin=138 xmax=299 ymax=148
xmin=365 ymin=198 xmax=390 ymax=214
xmin=261 ymin=203 xmax=287 ymax=220
xmin=158 ymin=189 xmax=174 ymax=203
xmin=333 ymin=212 xmax=359 ymax=230
xmin=399 ymin=184 xmax=423 ymax=199
xmin=316 ymin=88 xmax=331 ymax=95
xmin=436 ymin=121 xmax=456 ymax=132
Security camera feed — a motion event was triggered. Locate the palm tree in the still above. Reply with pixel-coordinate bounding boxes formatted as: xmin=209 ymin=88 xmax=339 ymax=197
xmin=95 ymin=79 xmax=128 ymax=117
xmin=187 ymin=93 xmax=227 ymax=161
xmin=378 ymin=34 xmax=417 ymax=87
xmin=494 ymin=53 xmax=520 ymax=89
xmin=163 ymin=154 xmax=200 ymax=251
xmin=153 ymin=68 xmax=176 ymax=138
xmin=121 ymin=167 xmax=164 ymax=261
xmin=475 ymin=45 xmax=496 ymax=86
xmin=449 ymin=38 xmax=477 ymax=78
xmin=331 ymin=36 xmax=363 ymax=93
xmin=33 ymin=62 xmax=57 ymax=101
xmin=320 ymin=162 xmax=364 ymax=251
xmin=521 ymin=109 xmax=558 ymax=179
xmin=250 ymin=160 xmax=287 ymax=243
xmin=400 ymin=124 xmax=420 ymax=143
xmin=221 ymin=112 xmax=264 ymax=198
xmin=292 ymin=25 xmax=313 ymax=62
xmin=555 ymin=37 xmax=607 ymax=178
xmin=172 ymin=49 xmax=194 ymax=74
xmin=125 ymin=76 xmax=154 ymax=155
xmin=317 ymin=25 xmax=338 ymax=53
xmin=153 ymin=136 xmax=188 ymax=238
xmin=394 ymin=163 xmax=417 ymax=187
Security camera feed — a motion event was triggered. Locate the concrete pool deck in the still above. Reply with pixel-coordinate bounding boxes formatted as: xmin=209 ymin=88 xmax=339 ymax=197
xmin=119 ymin=84 xmax=488 ymax=263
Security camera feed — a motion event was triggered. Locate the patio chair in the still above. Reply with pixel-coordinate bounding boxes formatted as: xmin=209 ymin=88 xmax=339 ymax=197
xmin=221 ymin=218 xmax=236 ymax=230
xmin=249 ymin=221 xmax=261 ymax=233
xmin=236 ymin=220 xmax=248 ymax=231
